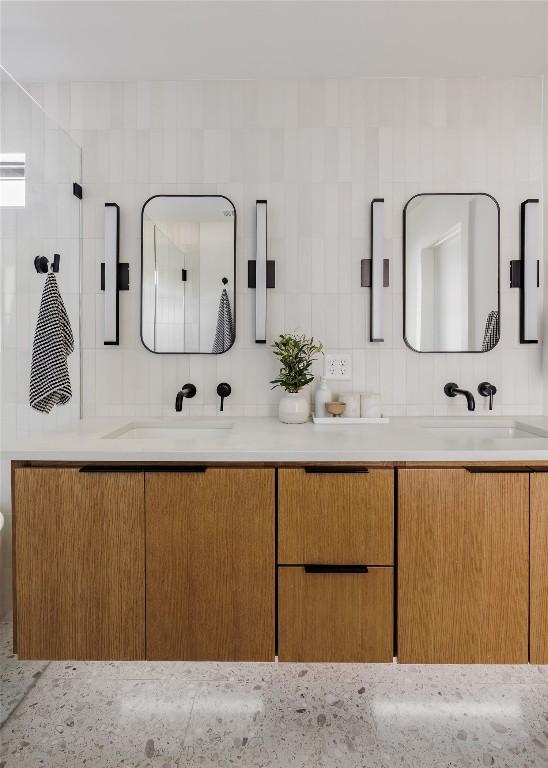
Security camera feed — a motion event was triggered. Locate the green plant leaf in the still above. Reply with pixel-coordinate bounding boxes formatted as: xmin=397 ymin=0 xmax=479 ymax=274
xmin=270 ymin=333 xmax=323 ymax=393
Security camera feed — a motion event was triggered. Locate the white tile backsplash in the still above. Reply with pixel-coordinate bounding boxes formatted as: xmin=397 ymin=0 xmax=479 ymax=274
xmin=29 ymin=76 xmax=540 ymax=419
xmin=0 ymin=78 xmax=82 ymax=616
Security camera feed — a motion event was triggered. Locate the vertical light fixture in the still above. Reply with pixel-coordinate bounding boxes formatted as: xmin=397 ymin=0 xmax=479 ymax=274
xmin=104 ymin=202 xmax=120 ymax=345
xmin=255 ymin=200 xmax=267 ymax=344
xmin=254 ymin=200 xmax=268 ymax=343
xmin=247 ymin=200 xmax=275 ymax=342
xmin=520 ymin=199 xmax=540 ymax=343
xmin=370 ymin=198 xmax=386 ymax=342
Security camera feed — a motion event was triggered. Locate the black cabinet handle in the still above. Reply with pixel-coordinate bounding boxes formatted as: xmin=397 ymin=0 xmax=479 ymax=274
xmin=304 ymin=564 xmax=368 ymax=574
xmin=80 ymin=466 xmax=144 ymax=473
xmin=464 ymin=466 xmax=530 ymax=474
xmin=80 ymin=465 xmax=207 ymax=473
xmin=304 ymin=467 xmax=369 ymax=474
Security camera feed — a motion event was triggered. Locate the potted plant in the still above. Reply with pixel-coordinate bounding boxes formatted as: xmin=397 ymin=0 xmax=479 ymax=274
xmin=270 ymin=333 xmax=323 ymax=423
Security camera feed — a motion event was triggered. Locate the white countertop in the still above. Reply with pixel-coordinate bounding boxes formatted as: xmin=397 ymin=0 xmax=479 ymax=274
xmin=6 ymin=415 xmax=548 ymax=463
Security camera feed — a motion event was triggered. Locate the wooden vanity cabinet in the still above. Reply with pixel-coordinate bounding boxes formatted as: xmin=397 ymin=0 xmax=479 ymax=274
xmin=13 ymin=467 xmax=145 ymax=660
xmin=278 ymin=565 xmax=393 ymax=662
xmin=145 ymin=468 xmax=275 ymax=661
xmin=14 ymin=462 xmax=542 ymax=665
xmin=278 ymin=467 xmax=393 ymax=565
xmin=398 ymin=468 xmax=529 ymax=664
xmin=277 ymin=467 xmax=394 ymax=662
xmin=530 ymin=473 xmax=548 ymax=664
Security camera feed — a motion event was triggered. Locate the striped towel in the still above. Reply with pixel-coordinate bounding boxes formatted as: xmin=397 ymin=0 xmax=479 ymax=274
xmin=212 ymin=288 xmax=234 ymax=353
xmin=29 ymin=272 xmax=74 ymax=413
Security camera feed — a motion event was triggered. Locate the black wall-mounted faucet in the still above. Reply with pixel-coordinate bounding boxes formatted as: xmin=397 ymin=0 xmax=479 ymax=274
xmin=216 ymin=382 xmax=232 ymax=412
xmin=478 ymin=381 xmax=497 ymax=411
xmin=175 ymin=383 xmax=197 ymax=412
xmin=444 ymin=382 xmax=475 ymax=412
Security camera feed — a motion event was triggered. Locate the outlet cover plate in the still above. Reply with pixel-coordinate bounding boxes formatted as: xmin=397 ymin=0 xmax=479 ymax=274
xmin=325 ymin=354 xmax=352 ymax=380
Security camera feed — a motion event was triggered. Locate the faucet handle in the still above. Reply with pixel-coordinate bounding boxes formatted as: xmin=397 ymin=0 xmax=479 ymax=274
xmin=216 ymin=382 xmax=232 ymax=412
xmin=478 ymin=381 xmax=497 ymax=411
xmin=181 ymin=383 xmax=197 ymax=398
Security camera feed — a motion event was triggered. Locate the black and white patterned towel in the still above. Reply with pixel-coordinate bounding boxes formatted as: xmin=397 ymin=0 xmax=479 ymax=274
xmin=481 ymin=309 xmax=499 ymax=352
xmin=212 ymin=288 xmax=234 ymax=353
xmin=29 ymin=272 xmax=74 ymax=413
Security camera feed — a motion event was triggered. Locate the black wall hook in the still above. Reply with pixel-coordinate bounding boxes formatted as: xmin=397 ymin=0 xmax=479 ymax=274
xmin=34 ymin=253 xmax=60 ymax=273
xmin=222 ymin=277 xmax=228 ymax=285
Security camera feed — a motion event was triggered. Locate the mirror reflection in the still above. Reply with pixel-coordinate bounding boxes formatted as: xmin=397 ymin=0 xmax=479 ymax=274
xmin=404 ymin=193 xmax=499 ymax=353
xmin=141 ymin=195 xmax=236 ymax=354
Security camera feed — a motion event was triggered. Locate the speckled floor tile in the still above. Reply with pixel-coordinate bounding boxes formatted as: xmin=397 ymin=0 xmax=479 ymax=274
xmin=370 ymin=681 xmax=548 ymax=768
xmin=1 ymin=621 xmax=547 ymax=768
xmin=274 ymin=661 xmax=547 ymax=686
xmin=1 ymin=677 xmax=198 ymax=767
xmin=0 ymin=621 xmax=48 ymax=728
xmin=43 ymin=659 xmax=276 ymax=684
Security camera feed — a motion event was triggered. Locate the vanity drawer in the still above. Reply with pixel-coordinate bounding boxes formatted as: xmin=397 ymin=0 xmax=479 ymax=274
xmin=278 ymin=468 xmax=393 ymax=564
xmin=278 ymin=565 xmax=393 ymax=662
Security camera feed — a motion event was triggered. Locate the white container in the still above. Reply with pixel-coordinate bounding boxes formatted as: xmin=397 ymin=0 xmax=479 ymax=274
xmin=314 ymin=377 xmax=331 ymax=418
xmin=279 ymin=392 xmax=309 ymax=424
xmin=360 ymin=392 xmax=382 ymax=418
xmin=342 ymin=393 xmax=361 ymax=418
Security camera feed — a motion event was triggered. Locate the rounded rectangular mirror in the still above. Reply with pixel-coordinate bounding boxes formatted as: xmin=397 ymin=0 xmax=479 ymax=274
xmin=403 ymin=193 xmax=500 ymax=353
xmin=141 ymin=195 xmax=236 ymax=354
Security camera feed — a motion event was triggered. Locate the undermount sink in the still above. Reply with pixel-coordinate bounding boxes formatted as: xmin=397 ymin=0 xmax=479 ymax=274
xmin=421 ymin=419 xmax=548 ymax=440
xmin=104 ymin=420 xmax=234 ymax=440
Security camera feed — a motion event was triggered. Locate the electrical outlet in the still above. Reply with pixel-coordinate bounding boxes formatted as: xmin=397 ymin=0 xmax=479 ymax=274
xmin=324 ymin=353 xmax=352 ymax=381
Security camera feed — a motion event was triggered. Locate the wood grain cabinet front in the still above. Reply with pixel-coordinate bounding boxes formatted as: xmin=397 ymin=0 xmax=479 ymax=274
xmin=277 ymin=467 xmax=394 ymax=663
xmin=398 ymin=468 xmax=529 ymax=664
xmin=145 ymin=468 xmax=275 ymax=661
xmin=14 ymin=467 xmax=146 ymax=660
xmin=530 ymin=473 xmax=548 ymax=664
xmin=278 ymin=565 xmax=393 ymax=662
xmin=278 ymin=468 xmax=394 ymax=565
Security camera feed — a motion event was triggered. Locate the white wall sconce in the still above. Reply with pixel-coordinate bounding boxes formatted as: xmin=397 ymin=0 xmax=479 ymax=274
xmin=101 ymin=203 xmax=129 ymax=345
xmin=248 ymin=199 xmax=275 ymax=344
xmin=510 ymin=199 xmax=540 ymax=343
xmin=361 ymin=198 xmax=388 ymax=342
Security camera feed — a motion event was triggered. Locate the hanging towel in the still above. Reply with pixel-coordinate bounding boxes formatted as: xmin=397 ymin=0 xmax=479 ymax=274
xmin=481 ymin=309 xmax=499 ymax=352
xmin=212 ymin=287 xmax=234 ymax=353
xmin=29 ymin=272 xmax=74 ymax=413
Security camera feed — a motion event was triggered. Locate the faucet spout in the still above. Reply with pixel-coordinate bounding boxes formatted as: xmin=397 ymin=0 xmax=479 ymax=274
xmin=444 ymin=382 xmax=475 ymax=412
xmin=174 ymin=383 xmax=197 ymax=412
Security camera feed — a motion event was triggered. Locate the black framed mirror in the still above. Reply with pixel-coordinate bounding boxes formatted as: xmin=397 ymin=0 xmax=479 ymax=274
xmin=403 ymin=193 xmax=500 ymax=353
xmin=140 ymin=195 xmax=236 ymax=354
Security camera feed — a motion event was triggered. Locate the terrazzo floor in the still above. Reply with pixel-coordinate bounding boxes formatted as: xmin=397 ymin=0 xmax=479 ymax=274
xmin=1 ymin=620 xmax=547 ymax=767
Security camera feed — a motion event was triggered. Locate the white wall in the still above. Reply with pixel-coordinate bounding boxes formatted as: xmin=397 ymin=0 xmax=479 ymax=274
xmin=0 ymin=76 xmax=81 ymax=617
xmin=544 ymin=71 xmax=548 ymax=414
xmin=25 ymin=78 xmax=544 ymax=421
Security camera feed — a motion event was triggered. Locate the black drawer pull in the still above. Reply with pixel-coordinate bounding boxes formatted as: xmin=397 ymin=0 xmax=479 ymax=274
xmin=80 ymin=466 xmax=144 ymax=473
xmin=304 ymin=564 xmax=368 ymax=574
xmin=464 ymin=466 xmax=530 ymax=474
xmin=144 ymin=466 xmax=207 ymax=473
xmin=80 ymin=465 xmax=207 ymax=473
xmin=304 ymin=467 xmax=369 ymax=474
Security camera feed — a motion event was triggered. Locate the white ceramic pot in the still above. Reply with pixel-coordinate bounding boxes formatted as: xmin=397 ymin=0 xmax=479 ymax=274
xmin=278 ymin=392 xmax=309 ymax=424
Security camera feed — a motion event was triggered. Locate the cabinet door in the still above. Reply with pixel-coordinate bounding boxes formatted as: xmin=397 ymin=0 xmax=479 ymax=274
xmin=279 ymin=468 xmax=393 ymax=564
xmin=398 ymin=469 xmax=529 ymax=664
xmin=278 ymin=566 xmax=393 ymax=662
xmin=14 ymin=467 xmax=145 ymax=660
xmin=145 ymin=468 xmax=275 ymax=661
xmin=530 ymin=474 xmax=548 ymax=664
